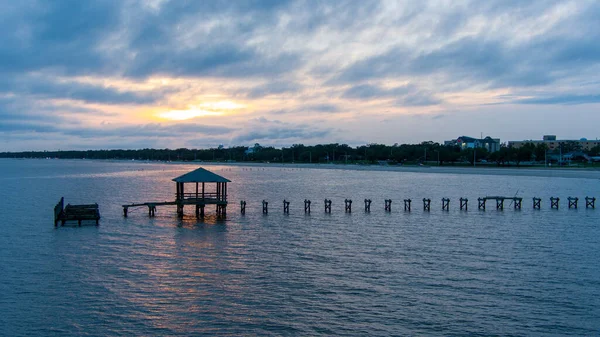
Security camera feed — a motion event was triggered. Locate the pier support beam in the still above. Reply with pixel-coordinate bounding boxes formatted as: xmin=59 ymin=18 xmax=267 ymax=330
xmin=404 ymin=199 xmax=411 ymax=212
xmin=304 ymin=199 xmax=311 ymax=213
xmin=344 ymin=199 xmax=352 ymax=213
xmin=460 ymin=198 xmax=468 ymax=211
xmin=283 ymin=200 xmax=290 ymax=214
xmin=585 ymin=196 xmax=596 ymax=209
xmin=364 ymin=199 xmax=372 ymax=212
xmin=384 ymin=199 xmax=392 ymax=212
xmin=324 ymin=199 xmax=332 ymax=213
xmin=550 ymin=197 xmax=560 ymax=209
xmin=533 ymin=197 xmax=541 ymax=209
xmin=442 ymin=198 xmax=450 ymax=211
xmin=513 ymin=198 xmax=522 ymax=210
xmin=262 ymin=200 xmax=268 ymax=214
xmin=478 ymin=198 xmax=486 ymax=210
xmin=240 ymin=200 xmax=246 ymax=215
xmin=423 ymin=198 xmax=431 ymax=212
xmin=496 ymin=198 xmax=504 ymax=210
xmin=568 ymin=197 xmax=578 ymax=209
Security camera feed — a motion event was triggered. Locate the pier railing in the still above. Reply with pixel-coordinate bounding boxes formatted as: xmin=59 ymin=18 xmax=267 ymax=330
xmin=179 ymin=192 xmax=225 ymax=200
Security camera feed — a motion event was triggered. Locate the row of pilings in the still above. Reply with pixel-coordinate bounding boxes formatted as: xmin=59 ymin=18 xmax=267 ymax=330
xmin=240 ymin=197 xmax=596 ymax=214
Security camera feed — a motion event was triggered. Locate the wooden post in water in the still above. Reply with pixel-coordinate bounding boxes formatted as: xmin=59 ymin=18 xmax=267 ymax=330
xmin=496 ymin=198 xmax=504 ymax=210
xmin=460 ymin=198 xmax=468 ymax=211
xmin=364 ymin=199 xmax=371 ymax=212
xmin=344 ymin=199 xmax=352 ymax=213
xmin=513 ymin=198 xmax=522 ymax=210
xmin=262 ymin=200 xmax=268 ymax=214
xmin=324 ymin=199 xmax=332 ymax=213
xmin=304 ymin=199 xmax=311 ymax=213
xmin=533 ymin=197 xmax=541 ymax=209
xmin=550 ymin=197 xmax=560 ymax=209
xmin=585 ymin=196 xmax=596 ymax=209
xmin=478 ymin=198 xmax=486 ymax=210
xmin=283 ymin=200 xmax=290 ymax=214
xmin=404 ymin=199 xmax=411 ymax=212
xmin=568 ymin=197 xmax=578 ymax=209
xmin=441 ymin=198 xmax=450 ymax=211
xmin=384 ymin=199 xmax=392 ymax=212
xmin=240 ymin=200 xmax=246 ymax=214
xmin=123 ymin=206 xmax=129 ymax=217
xmin=423 ymin=198 xmax=431 ymax=211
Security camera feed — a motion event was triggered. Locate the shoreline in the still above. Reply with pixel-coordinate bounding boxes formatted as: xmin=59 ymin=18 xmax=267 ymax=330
xmin=198 ymin=161 xmax=600 ymax=179
xmin=4 ymin=158 xmax=600 ymax=179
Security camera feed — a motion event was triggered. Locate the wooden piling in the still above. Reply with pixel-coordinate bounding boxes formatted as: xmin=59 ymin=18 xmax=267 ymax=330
xmin=344 ymin=199 xmax=352 ymax=213
xmin=304 ymin=199 xmax=311 ymax=213
xmin=568 ymin=197 xmax=578 ymax=209
xmin=240 ymin=200 xmax=246 ymax=214
xmin=585 ymin=196 xmax=596 ymax=209
xmin=496 ymin=198 xmax=504 ymax=210
xmin=324 ymin=199 xmax=332 ymax=213
xmin=423 ymin=198 xmax=431 ymax=211
xmin=550 ymin=197 xmax=560 ymax=209
xmin=441 ymin=198 xmax=450 ymax=211
xmin=283 ymin=200 xmax=290 ymax=214
xmin=477 ymin=198 xmax=486 ymax=210
xmin=460 ymin=198 xmax=468 ymax=211
xmin=364 ymin=199 xmax=372 ymax=212
xmin=384 ymin=199 xmax=392 ymax=212
xmin=513 ymin=198 xmax=522 ymax=210
xmin=533 ymin=197 xmax=541 ymax=209
xmin=262 ymin=200 xmax=268 ymax=214
xmin=404 ymin=199 xmax=411 ymax=212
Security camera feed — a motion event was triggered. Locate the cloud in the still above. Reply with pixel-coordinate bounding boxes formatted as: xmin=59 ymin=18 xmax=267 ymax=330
xmin=2 ymin=0 xmax=600 ymax=150
xmin=343 ymin=84 xmax=441 ymax=106
xmin=245 ymin=81 xmax=304 ymax=98
xmin=232 ymin=118 xmax=333 ymax=143
xmin=514 ymin=94 xmax=600 ymax=105
xmin=0 ymin=76 xmax=166 ymax=105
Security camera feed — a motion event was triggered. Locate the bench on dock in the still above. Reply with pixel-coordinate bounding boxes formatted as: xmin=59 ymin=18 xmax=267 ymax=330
xmin=54 ymin=197 xmax=100 ymax=226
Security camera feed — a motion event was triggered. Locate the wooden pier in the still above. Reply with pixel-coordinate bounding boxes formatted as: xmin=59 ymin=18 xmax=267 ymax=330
xmin=122 ymin=167 xmax=230 ymax=218
xmin=54 ymin=197 xmax=100 ymax=226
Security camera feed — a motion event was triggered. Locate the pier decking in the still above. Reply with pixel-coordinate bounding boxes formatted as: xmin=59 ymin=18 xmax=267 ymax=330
xmin=54 ymin=197 xmax=100 ymax=226
xmin=123 ymin=167 xmax=230 ymax=218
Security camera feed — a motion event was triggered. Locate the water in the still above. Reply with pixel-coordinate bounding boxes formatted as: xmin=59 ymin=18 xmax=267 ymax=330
xmin=1 ymin=159 xmax=599 ymax=336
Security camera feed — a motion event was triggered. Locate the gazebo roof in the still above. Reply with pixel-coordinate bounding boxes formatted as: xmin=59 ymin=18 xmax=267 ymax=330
xmin=172 ymin=167 xmax=231 ymax=183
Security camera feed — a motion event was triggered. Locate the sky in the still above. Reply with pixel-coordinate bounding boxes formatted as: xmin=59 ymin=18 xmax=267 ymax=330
xmin=1 ymin=0 xmax=600 ymax=151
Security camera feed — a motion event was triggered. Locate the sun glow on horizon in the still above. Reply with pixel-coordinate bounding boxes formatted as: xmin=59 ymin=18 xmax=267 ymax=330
xmin=157 ymin=101 xmax=245 ymax=120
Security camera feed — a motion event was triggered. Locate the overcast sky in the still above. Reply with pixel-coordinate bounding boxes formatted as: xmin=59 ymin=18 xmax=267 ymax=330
xmin=1 ymin=0 xmax=599 ymax=151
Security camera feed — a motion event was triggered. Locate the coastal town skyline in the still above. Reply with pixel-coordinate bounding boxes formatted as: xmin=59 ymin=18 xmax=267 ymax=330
xmin=1 ymin=1 xmax=600 ymax=151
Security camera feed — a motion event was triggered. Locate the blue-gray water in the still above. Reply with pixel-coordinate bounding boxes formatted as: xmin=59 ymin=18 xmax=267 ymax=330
xmin=1 ymin=159 xmax=599 ymax=336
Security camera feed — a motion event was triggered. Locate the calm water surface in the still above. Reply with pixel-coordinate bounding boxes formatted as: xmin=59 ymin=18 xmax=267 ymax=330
xmin=1 ymin=159 xmax=599 ymax=336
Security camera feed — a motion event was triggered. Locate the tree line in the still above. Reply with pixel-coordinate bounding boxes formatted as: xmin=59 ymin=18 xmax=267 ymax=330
xmin=1 ymin=141 xmax=599 ymax=166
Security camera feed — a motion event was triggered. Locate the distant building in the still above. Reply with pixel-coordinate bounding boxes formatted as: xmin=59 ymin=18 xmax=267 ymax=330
xmin=508 ymin=135 xmax=600 ymax=151
xmin=444 ymin=136 xmax=501 ymax=152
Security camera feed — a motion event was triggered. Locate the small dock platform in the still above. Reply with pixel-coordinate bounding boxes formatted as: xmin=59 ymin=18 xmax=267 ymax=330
xmin=54 ymin=197 xmax=100 ymax=226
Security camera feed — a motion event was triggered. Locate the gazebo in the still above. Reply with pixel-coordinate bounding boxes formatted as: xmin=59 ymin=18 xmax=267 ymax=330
xmin=172 ymin=167 xmax=231 ymax=217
